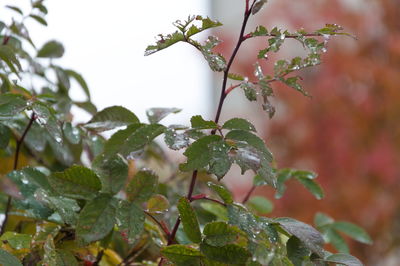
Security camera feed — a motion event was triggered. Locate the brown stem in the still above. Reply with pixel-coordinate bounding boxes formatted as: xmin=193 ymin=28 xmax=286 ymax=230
xmin=0 ymin=112 xmax=36 ymax=235
xmin=191 ymin=194 xmax=226 ymax=207
xmin=144 ymin=211 xmax=170 ymax=238
xmin=93 ymin=249 xmax=104 ymax=266
xmin=242 ymin=185 xmax=256 ymax=204
xmin=159 ymin=3 xmax=257 ymax=265
xmin=213 ymin=0 xmax=257 ymax=126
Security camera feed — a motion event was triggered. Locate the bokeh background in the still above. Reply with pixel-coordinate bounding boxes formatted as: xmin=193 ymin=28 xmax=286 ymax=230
xmin=213 ymin=0 xmax=400 ymax=264
xmin=11 ymin=0 xmax=398 ymax=264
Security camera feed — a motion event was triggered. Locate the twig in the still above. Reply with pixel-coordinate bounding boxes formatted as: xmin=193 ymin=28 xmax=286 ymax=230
xmin=191 ymin=194 xmax=226 ymax=206
xmin=0 ymin=112 xmax=36 ymax=235
xmin=158 ymin=2 xmax=258 ymax=265
xmin=213 ymin=0 xmax=257 ymax=126
xmin=144 ymin=211 xmax=170 ymax=238
xmin=242 ymin=185 xmax=256 ymax=204
xmin=93 ymin=249 xmax=104 ymax=266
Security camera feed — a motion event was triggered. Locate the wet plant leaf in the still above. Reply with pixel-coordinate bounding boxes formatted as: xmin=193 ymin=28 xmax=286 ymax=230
xmin=178 ymin=197 xmax=202 ymax=243
xmin=222 ymin=118 xmax=256 ymax=132
xmin=48 ymin=165 xmax=101 ymax=200
xmin=161 ymin=244 xmax=203 ymax=266
xmin=126 ymin=169 xmax=158 ymax=203
xmin=116 ymin=200 xmax=145 ymax=244
xmin=92 ymin=153 xmax=128 ymax=195
xmin=146 ymin=107 xmax=181 ymax=124
xmin=76 ymin=193 xmax=117 ymax=244
xmin=37 ymin=40 xmax=64 ymax=58
xmin=86 ymin=106 xmax=139 ymax=132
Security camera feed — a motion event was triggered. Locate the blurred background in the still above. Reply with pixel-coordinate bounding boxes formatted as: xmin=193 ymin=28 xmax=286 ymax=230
xmin=213 ymin=0 xmax=400 ymax=264
xmin=20 ymin=0 xmax=400 ymax=264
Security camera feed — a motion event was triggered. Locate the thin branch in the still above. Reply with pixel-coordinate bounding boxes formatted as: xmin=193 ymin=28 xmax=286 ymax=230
xmin=242 ymin=185 xmax=256 ymax=204
xmin=158 ymin=3 xmax=258 ymax=265
xmin=144 ymin=211 xmax=170 ymax=238
xmin=213 ymin=0 xmax=257 ymax=126
xmin=93 ymin=249 xmax=104 ymax=266
xmin=191 ymin=194 xmax=226 ymax=207
xmin=225 ymin=83 xmax=241 ymax=95
xmin=0 ymin=112 xmax=36 ymax=235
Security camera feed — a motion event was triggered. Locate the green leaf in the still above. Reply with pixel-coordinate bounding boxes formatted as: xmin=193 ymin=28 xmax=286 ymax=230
xmin=146 ymin=107 xmax=181 ymax=124
xmin=200 ymin=243 xmax=251 ymax=265
xmin=240 ymin=81 xmax=258 ymax=102
xmin=191 ymin=115 xmax=218 ymax=129
xmin=295 ymin=176 xmax=324 ymax=200
xmin=0 ymin=123 xmax=11 ymax=148
xmin=0 ymin=93 xmax=26 ymax=117
xmin=203 ymin=221 xmax=239 ymax=247
xmin=126 ymin=169 xmax=158 ymax=203
xmin=86 ymin=106 xmax=140 ymax=132
xmin=186 ymin=16 xmax=223 ymax=37
xmin=76 ymin=194 xmax=117 ymax=243
xmin=48 ymin=165 xmax=102 ymax=200
xmin=40 ymin=194 xmax=80 ymax=225
xmin=325 ymin=228 xmax=349 ymax=253
xmin=332 ymin=221 xmax=372 ymax=244
xmin=228 ymin=73 xmax=244 ymax=81
xmin=252 ymin=25 xmax=268 ymax=36
xmin=286 ymin=236 xmax=311 ymax=266
xmin=164 ymin=127 xmax=190 ymax=150
xmin=119 ymin=123 xmax=166 ymax=157
xmin=7 ymin=167 xmax=53 ymax=196
xmin=206 ymin=182 xmax=233 ymax=204
xmin=178 ymin=197 xmax=202 ymax=243
xmin=0 ymin=249 xmax=23 ymax=266
xmin=225 ymin=130 xmax=272 ymax=162
xmin=247 ymin=196 xmax=273 ymax=214
xmin=161 ymin=245 xmax=203 ymax=266
xmin=324 ymin=253 xmax=363 ymax=266
xmin=37 ymin=40 xmax=65 ymax=58
xmin=251 ymin=0 xmax=268 ymax=15
xmin=222 ymin=118 xmax=256 ymax=132
xmin=5 ymin=5 xmax=23 ymax=15
xmin=200 ymin=202 xmax=228 ymax=221
xmin=103 ymin=123 xmax=143 ymax=157
xmin=29 ymin=14 xmax=47 ymax=26
xmin=145 ymin=31 xmax=185 ymax=56
xmin=208 ymin=140 xmax=232 ymax=179
xmin=92 ymin=153 xmax=128 ymax=195
xmin=284 ymin=76 xmax=309 ymax=97
xmin=275 ymin=217 xmax=325 ymax=257
xmin=116 ymin=200 xmax=145 ymax=244
xmin=0 ymin=45 xmax=22 ymax=75
xmin=65 ymin=69 xmax=91 ymax=100
xmin=56 ymin=250 xmax=79 ymax=266
xmin=62 ymin=122 xmax=81 ymax=144
xmin=147 ymin=194 xmax=169 ymax=213
xmin=32 ymin=101 xmax=63 ymax=143
xmin=180 ymin=135 xmax=221 ymax=171
xmin=0 ymin=232 xmax=31 ymax=249
xmin=314 ymin=212 xmax=334 ymax=228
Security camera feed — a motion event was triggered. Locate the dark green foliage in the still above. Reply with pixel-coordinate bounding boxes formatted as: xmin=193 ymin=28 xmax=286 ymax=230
xmin=0 ymin=1 xmax=369 ymax=265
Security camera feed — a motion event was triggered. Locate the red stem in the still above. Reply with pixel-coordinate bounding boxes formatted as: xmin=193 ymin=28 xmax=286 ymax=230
xmin=242 ymin=185 xmax=256 ymax=204
xmin=159 ymin=2 xmax=258 ymax=265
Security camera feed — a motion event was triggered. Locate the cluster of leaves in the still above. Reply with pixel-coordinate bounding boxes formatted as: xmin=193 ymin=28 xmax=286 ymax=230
xmin=0 ymin=1 xmax=370 ymax=265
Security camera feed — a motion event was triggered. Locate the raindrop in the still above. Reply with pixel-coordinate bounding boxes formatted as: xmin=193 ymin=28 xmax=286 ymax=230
xmin=72 ymin=127 xmax=79 ymax=136
xmin=21 ymin=178 xmax=29 ymax=184
xmin=55 ymin=136 xmax=62 ymax=143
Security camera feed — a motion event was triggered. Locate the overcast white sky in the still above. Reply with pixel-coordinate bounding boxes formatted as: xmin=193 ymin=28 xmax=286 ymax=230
xmin=4 ymin=0 xmax=211 ymax=124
